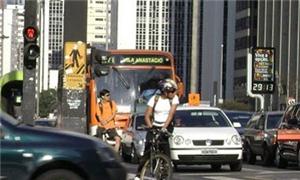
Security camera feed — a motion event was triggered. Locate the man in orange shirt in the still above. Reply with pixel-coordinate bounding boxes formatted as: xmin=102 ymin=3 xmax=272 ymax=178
xmin=96 ymin=89 xmax=121 ymax=152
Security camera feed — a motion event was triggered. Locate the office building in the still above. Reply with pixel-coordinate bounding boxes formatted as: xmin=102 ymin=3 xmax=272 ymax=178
xmin=0 ymin=2 xmax=24 ymax=76
xmin=256 ymin=0 xmax=300 ymax=110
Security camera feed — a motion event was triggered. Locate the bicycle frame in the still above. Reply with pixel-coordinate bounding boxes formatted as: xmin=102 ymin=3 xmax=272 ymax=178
xmin=148 ymin=128 xmax=172 ymax=177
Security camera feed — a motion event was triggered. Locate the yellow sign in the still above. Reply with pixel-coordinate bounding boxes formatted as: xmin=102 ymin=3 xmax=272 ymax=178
xmin=63 ymin=41 xmax=86 ymax=89
xmin=188 ymin=93 xmax=200 ymax=106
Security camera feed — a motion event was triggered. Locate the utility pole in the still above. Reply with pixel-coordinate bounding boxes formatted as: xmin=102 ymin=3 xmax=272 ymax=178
xmin=22 ymin=0 xmax=40 ymax=124
xmin=190 ymin=0 xmax=200 ymax=93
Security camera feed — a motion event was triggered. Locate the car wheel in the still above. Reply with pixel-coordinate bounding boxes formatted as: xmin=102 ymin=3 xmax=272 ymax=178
xmin=275 ymin=146 xmax=287 ymax=168
xmin=245 ymin=144 xmax=256 ymax=164
xmin=35 ymin=169 xmax=83 ymax=180
xmin=131 ymin=146 xmax=139 ymax=164
xmin=230 ymin=160 xmax=242 ymax=171
xmin=262 ymin=147 xmax=272 ymax=166
xmin=210 ymin=164 xmax=221 ymax=171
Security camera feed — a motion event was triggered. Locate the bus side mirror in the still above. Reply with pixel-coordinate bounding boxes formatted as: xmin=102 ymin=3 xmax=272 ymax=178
xmin=175 ymin=75 xmax=184 ymax=97
xmin=94 ymin=65 xmax=109 ymax=77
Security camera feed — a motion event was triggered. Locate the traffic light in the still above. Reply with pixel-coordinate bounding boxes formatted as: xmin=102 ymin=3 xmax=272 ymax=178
xmin=23 ymin=26 xmax=40 ymax=69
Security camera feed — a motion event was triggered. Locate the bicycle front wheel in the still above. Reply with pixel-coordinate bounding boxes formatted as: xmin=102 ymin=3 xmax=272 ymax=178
xmin=140 ymin=153 xmax=173 ymax=180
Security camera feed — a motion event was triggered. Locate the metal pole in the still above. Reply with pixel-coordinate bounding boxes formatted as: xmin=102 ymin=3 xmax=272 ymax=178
xmin=22 ymin=0 xmax=38 ymax=124
xmin=190 ymin=0 xmax=200 ymax=93
xmin=296 ymin=2 xmax=300 ymax=102
xmin=219 ymin=44 xmax=224 ymax=104
xmin=247 ymin=53 xmax=264 ymax=111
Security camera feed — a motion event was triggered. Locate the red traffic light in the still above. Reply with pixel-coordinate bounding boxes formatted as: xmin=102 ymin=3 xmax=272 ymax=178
xmin=23 ymin=26 xmax=39 ymax=42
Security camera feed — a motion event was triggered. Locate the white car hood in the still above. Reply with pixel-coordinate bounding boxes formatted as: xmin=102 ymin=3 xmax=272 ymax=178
xmin=172 ymin=127 xmax=240 ymax=139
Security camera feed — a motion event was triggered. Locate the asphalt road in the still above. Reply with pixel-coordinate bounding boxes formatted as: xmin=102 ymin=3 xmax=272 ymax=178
xmin=124 ymin=161 xmax=300 ymax=180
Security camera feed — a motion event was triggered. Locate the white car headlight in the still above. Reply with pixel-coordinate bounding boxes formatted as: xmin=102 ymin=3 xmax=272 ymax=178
xmin=173 ymin=135 xmax=184 ymax=145
xmin=185 ymin=138 xmax=192 ymax=145
xmin=231 ymin=135 xmax=241 ymax=145
xmin=225 ymin=137 xmax=232 ymax=145
xmin=225 ymin=135 xmax=241 ymax=145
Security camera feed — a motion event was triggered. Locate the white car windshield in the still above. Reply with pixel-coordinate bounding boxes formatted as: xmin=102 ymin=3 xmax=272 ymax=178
xmin=173 ymin=110 xmax=231 ymax=127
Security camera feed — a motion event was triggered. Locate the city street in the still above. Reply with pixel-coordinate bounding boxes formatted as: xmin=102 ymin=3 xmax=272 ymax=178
xmin=124 ymin=160 xmax=300 ymax=180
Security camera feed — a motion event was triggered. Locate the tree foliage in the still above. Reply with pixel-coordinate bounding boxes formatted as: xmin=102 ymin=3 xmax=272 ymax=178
xmin=217 ymin=100 xmax=251 ymax=111
xmin=39 ymin=89 xmax=57 ymax=117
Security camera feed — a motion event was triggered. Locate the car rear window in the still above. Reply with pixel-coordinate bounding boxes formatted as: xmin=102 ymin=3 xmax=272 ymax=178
xmin=267 ymin=114 xmax=283 ymax=129
xmin=225 ymin=112 xmax=252 ymax=127
xmin=174 ymin=110 xmax=231 ymax=127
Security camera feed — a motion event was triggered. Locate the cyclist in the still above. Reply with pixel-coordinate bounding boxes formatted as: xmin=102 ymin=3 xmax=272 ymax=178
xmin=135 ymin=78 xmax=179 ymax=180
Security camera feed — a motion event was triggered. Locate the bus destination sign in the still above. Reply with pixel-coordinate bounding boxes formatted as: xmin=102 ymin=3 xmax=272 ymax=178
xmin=251 ymin=47 xmax=275 ymax=94
xmin=101 ymin=56 xmax=171 ymax=66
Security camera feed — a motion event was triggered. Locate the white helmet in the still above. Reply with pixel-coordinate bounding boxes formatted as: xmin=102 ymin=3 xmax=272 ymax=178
xmin=159 ymin=78 xmax=178 ymax=92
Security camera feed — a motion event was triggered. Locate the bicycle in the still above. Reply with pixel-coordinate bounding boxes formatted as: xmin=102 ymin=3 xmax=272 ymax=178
xmin=140 ymin=127 xmax=173 ymax=180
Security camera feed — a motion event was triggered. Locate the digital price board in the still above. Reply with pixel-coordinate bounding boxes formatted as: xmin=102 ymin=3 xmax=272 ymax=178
xmin=251 ymin=47 xmax=275 ymax=94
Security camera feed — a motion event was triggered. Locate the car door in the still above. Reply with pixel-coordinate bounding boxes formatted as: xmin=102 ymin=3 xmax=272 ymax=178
xmin=0 ymin=123 xmax=30 ymax=180
xmin=252 ymin=114 xmax=265 ymax=154
xmin=244 ymin=114 xmax=259 ymax=152
xmin=281 ymin=105 xmax=300 ymax=158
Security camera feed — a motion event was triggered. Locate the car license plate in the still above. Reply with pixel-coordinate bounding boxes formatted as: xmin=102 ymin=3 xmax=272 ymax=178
xmin=201 ymin=149 xmax=217 ymax=154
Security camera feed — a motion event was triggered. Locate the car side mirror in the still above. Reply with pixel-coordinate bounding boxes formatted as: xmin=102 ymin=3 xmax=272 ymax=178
xmin=233 ymin=122 xmax=241 ymax=128
xmin=127 ymin=127 xmax=133 ymax=132
xmin=137 ymin=124 xmax=147 ymax=130
xmin=280 ymin=122 xmax=288 ymax=129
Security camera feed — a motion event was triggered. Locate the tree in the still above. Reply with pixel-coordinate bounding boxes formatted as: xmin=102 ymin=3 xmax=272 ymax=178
xmin=218 ymin=100 xmax=251 ymax=111
xmin=39 ymin=89 xmax=57 ymax=117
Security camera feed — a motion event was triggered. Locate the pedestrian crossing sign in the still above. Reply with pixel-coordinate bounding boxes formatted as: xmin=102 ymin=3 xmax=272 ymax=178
xmin=63 ymin=41 xmax=86 ymax=89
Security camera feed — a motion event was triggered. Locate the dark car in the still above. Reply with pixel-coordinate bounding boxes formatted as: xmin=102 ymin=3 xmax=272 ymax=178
xmin=275 ymin=103 xmax=300 ymax=168
xmin=0 ymin=112 xmax=127 ymax=180
xmin=224 ymin=110 xmax=253 ymax=135
xmin=243 ymin=111 xmax=284 ymax=166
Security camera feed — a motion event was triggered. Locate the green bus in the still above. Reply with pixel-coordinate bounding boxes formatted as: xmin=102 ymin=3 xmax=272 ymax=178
xmin=0 ymin=70 xmax=23 ymax=118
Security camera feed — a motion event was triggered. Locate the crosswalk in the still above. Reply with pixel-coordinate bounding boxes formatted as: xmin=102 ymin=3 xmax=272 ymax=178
xmin=127 ymin=166 xmax=300 ymax=180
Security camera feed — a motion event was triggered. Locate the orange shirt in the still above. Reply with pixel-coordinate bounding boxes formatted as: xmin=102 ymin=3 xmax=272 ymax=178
xmin=96 ymin=100 xmax=117 ymax=129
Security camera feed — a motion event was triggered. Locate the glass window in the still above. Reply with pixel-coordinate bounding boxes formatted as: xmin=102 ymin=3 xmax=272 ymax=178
xmin=174 ymin=110 xmax=231 ymax=127
xmin=266 ymin=114 xmax=283 ymax=129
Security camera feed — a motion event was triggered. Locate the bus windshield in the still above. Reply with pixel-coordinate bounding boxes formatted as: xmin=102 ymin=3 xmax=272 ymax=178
xmin=95 ymin=67 xmax=172 ymax=113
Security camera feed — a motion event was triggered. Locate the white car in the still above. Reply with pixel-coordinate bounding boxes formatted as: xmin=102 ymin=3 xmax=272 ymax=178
xmin=170 ymin=104 xmax=243 ymax=171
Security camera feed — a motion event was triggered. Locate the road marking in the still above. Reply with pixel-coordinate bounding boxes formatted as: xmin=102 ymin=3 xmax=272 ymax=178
xmin=203 ymin=176 xmax=243 ymax=180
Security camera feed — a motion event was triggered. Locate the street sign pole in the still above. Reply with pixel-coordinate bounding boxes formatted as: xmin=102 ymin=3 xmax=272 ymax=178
xmin=22 ymin=0 xmax=38 ymax=124
xmin=247 ymin=53 xmax=264 ymax=111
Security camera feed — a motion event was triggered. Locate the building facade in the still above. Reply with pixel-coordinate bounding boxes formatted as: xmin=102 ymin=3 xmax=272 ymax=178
xmin=232 ymin=1 xmax=257 ymax=108
xmin=233 ymin=0 xmax=300 ymax=110
xmin=256 ymin=0 xmax=300 ymax=110
xmin=0 ymin=2 xmax=24 ymax=76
